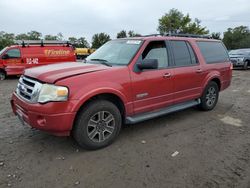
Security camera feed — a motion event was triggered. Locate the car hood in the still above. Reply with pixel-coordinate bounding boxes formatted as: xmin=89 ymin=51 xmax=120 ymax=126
xmin=229 ymin=54 xmax=245 ymax=58
xmin=24 ymin=62 xmax=109 ymax=83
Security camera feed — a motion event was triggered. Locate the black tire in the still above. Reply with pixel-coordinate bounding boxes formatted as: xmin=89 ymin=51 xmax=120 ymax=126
xmin=243 ymin=61 xmax=248 ymax=70
xmin=199 ymin=81 xmax=219 ymax=111
xmin=73 ymin=100 xmax=122 ymax=150
xmin=0 ymin=70 xmax=6 ymax=80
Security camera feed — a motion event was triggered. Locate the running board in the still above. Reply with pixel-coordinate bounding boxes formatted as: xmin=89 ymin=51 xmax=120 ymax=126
xmin=125 ymin=99 xmax=201 ymax=124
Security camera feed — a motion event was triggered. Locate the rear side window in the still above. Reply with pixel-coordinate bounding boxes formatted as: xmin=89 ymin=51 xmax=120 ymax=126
xmin=197 ymin=41 xmax=229 ymax=64
xmin=171 ymin=41 xmax=197 ymax=67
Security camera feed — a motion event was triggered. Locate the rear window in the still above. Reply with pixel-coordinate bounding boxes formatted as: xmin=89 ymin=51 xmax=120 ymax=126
xmin=197 ymin=41 xmax=229 ymax=64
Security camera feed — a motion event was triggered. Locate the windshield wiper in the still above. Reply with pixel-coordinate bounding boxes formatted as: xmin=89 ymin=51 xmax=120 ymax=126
xmin=90 ymin=58 xmax=112 ymax=67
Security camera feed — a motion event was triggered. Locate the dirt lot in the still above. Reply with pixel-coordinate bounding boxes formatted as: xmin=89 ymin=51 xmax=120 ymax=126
xmin=0 ymin=70 xmax=250 ymax=188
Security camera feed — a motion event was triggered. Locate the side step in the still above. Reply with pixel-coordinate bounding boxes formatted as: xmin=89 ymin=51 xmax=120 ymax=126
xmin=125 ymin=99 xmax=201 ymax=124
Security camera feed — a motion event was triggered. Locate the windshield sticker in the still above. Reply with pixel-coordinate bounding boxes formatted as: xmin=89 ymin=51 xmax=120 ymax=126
xmin=126 ymin=40 xmax=141 ymax=45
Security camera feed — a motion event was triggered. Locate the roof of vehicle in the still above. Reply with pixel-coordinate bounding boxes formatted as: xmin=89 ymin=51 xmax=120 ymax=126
xmin=10 ymin=40 xmax=73 ymax=48
xmin=118 ymin=34 xmax=220 ymax=42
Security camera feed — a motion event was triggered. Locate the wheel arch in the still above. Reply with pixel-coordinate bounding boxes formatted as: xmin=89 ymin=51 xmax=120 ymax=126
xmin=203 ymin=72 xmax=222 ymax=92
xmin=72 ymin=91 xmax=127 ymax=131
xmin=210 ymin=77 xmax=221 ymax=91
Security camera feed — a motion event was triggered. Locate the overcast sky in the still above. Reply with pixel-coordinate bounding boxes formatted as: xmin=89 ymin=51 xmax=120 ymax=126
xmin=1 ymin=0 xmax=250 ymax=42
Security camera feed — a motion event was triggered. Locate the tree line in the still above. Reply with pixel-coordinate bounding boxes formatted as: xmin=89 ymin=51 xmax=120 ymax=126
xmin=1 ymin=9 xmax=250 ymax=50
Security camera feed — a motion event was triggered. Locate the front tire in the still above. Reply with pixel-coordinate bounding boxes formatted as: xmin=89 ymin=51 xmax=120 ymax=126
xmin=243 ymin=61 xmax=249 ymax=70
xmin=0 ymin=70 xmax=6 ymax=80
xmin=73 ymin=100 xmax=122 ymax=150
xmin=199 ymin=81 xmax=219 ymax=111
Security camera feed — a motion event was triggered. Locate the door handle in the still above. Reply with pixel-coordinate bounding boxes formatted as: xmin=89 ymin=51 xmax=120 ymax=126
xmin=196 ymin=69 xmax=203 ymax=73
xmin=163 ymin=73 xmax=171 ymax=78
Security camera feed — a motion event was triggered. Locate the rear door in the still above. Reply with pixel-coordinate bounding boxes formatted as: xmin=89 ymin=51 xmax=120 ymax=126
xmin=169 ymin=40 xmax=205 ymax=104
xmin=130 ymin=40 xmax=174 ymax=114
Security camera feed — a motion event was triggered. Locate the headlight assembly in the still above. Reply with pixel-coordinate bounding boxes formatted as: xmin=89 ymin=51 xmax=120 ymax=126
xmin=38 ymin=84 xmax=68 ymax=103
xmin=237 ymin=57 xmax=244 ymax=62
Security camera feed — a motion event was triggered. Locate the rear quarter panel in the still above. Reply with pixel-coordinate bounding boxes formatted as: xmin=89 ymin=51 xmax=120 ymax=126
xmin=191 ymin=40 xmax=232 ymax=91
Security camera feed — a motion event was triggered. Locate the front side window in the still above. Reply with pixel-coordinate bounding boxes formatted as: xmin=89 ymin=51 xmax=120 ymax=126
xmin=141 ymin=41 xmax=169 ymax=68
xmin=5 ymin=49 xmax=21 ymax=58
xmin=86 ymin=39 xmax=142 ymax=66
xmin=171 ymin=41 xmax=194 ymax=67
xmin=197 ymin=41 xmax=229 ymax=64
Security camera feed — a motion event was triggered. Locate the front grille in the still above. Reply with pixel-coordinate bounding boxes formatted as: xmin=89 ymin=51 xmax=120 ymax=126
xmin=16 ymin=76 xmax=42 ymax=103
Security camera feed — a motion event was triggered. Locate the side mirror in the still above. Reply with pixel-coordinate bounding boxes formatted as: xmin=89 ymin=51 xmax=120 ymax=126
xmin=137 ymin=59 xmax=158 ymax=70
xmin=2 ymin=54 xmax=9 ymax=59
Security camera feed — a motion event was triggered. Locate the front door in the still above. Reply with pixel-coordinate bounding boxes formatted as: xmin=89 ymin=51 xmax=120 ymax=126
xmin=2 ymin=48 xmax=24 ymax=75
xmin=130 ymin=40 xmax=174 ymax=115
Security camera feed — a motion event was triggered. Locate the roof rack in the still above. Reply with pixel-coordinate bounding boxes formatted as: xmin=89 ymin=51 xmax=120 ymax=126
xmin=14 ymin=40 xmax=71 ymax=47
xmin=142 ymin=33 xmax=212 ymax=39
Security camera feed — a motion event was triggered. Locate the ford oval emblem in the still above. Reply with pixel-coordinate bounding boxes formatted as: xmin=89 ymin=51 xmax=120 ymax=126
xmin=20 ymin=84 xmax=26 ymax=92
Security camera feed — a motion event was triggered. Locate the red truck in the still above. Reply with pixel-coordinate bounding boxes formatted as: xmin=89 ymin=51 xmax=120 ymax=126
xmin=0 ymin=40 xmax=76 ymax=80
xmin=11 ymin=34 xmax=232 ymax=150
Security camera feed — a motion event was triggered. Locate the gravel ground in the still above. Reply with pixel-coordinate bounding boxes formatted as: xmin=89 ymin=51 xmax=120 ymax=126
xmin=0 ymin=71 xmax=250 ymax=188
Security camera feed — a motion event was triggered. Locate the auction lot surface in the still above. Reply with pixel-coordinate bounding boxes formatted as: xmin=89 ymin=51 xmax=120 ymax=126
xmin=0 ymin=70 xmax=250 ymax=188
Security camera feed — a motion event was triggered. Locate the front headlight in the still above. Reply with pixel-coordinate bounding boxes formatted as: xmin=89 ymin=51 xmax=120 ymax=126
xmin=237 ymin=57 xmax=244 ymax=62
xmin=38 ymin=84 xmax=69 ymax=103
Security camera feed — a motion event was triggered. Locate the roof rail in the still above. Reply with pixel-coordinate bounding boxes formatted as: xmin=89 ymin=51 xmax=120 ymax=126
xmin=166 ymin=33 xmax=212 ymax=39
xmin=142 ymin=33 xmax=212 ymax=39
xmin=14 ymin=40 xmax=71 ymax=47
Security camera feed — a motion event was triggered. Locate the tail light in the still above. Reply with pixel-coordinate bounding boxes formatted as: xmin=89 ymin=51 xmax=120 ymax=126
xmin=230 ymin=63 xmax=233 ymax=70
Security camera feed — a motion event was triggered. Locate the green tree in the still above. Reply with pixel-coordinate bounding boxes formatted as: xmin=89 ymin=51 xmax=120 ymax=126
xmin=77 ymin=37 xmax=89 ymax=48
xmin=68 ymin=37 xmax=89 ymax=48
xmin=223 ymin=26 xmax=250 ymax=49
xmin=91 ymin=33 xmax=110 ymax=48
xmin=117 ymin=30 xmax=127 ymax=38
xmin=157 ymin=9 xmax=209 ymax=35
xmin=15 ymin=33 xmax=30 ymax=40
xmin=68 ymin=37 xmax=78 ymax=45
xmin=211 ymin=32 xmax=221 ymax=40
xmin=0 ymin=31 xmax=15 ymax=50
xmin=128 ymin=30 xmax=141 ymax=37
xmin=57 ymin=32 xmax=63 ymax=41
xmin=27 ymin=30 xmax=42 ymax=40
xmin=44 ymin=34 xmax=58 ymax=40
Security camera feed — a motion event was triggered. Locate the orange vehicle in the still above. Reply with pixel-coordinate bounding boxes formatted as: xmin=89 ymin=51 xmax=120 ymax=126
xmin=0 ymin=40 xmax=76 ymax=80
xmin=75 ymin=48 xmax=96 ymax=60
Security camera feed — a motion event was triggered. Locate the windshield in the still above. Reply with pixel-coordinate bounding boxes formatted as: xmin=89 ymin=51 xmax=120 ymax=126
xmin=229 ymin=49 xmax=250 ymax=55
xmin=86 ymin=39 xmax=142 ymax=66
xmin=0 ymin=47 xmax=7 ymax=56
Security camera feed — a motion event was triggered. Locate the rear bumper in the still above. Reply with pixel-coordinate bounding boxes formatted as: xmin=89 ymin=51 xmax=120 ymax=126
xmin=11 ymin=92 xmax=77 ymax=136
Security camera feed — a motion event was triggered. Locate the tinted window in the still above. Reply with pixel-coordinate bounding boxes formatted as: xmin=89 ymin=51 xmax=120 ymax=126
xmin=171 ymin=41 xmax=193 ymax=66
xmin=141 ymin=41 xmax=168 ymax=68
xmin=6 ymin=49 xmax=21 ymax=58
xmin=197 ymin=41 xmax=229 ymax=63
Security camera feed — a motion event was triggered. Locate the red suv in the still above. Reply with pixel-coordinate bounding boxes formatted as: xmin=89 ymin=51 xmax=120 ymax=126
xmin=11 ymin=34 xmax=232 ymax=150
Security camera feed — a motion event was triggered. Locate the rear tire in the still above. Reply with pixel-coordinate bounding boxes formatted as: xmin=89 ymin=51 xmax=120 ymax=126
xmin=73 ymin=100 xmax=122 ymax=150
xmin=199 ymin=81 xmax=219 ymax=111
xmin=243 ymin=61 xmax=249 ymax=70
xmin=0 ymin=70 xmax=6 ymax=80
